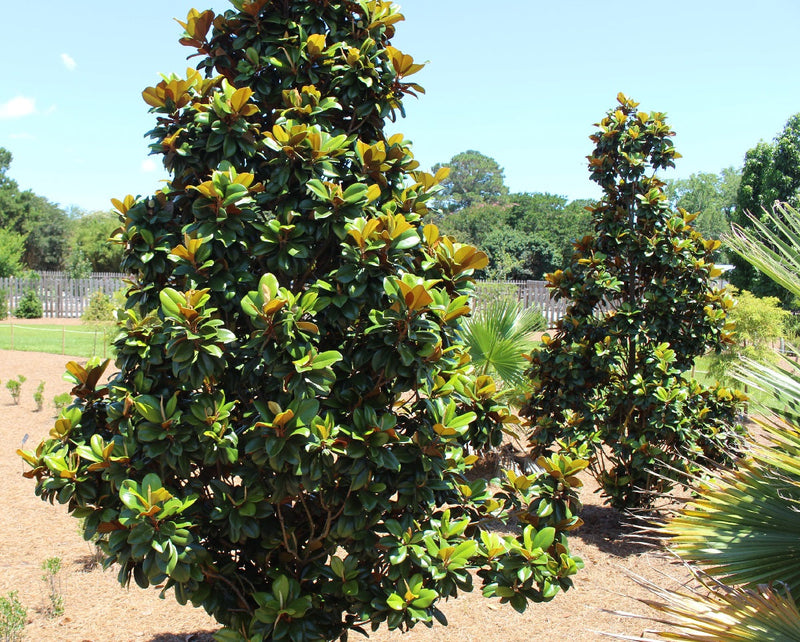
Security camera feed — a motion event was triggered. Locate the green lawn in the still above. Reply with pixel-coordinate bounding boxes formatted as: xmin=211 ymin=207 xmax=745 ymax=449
xmin=693 ymin=354 xmax=774 ymax=408
xmin=0 ymin=322 xmax=115 ymax=358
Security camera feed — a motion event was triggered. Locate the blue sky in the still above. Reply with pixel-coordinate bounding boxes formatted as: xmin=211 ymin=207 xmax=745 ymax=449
xmin=2 ymin=1 xmax=799 ymax=212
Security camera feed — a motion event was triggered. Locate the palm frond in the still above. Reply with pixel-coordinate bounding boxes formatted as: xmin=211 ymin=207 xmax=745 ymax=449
xmin=724 ymin=203 xmax=800 ymax=301
xmin=665 ymin=453 xmax=800 ymax=591
xmin=661 ymin=410 xmax=800 ymax=592
xmin=608 ymin=567 xmax=800 ymax=641
xmin=730 ymin=356 xmax=800 ymax=424
xmin=462 ymin=298 xmax=544 ymax=386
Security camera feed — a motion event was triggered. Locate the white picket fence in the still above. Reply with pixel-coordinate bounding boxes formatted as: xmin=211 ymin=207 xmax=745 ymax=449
xmin=0 ymin=273 xmax=565 ymax=323
xmin=0 ymin=272 xmax=124 ymax=318
xmin=474 ymin=280 xmax=568 ymax=326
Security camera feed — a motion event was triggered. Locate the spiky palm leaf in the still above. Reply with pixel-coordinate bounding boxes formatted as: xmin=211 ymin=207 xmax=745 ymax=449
xmin=725 ymin=202 xmax=800 ymax=301
xmin=732 ymin=356 xmax=800 ymax=424
xmin=605 ymin=568 xmax=800 ymax=641
xmin=664 ymin=423 xmax=800 ymax=591
xmin=461 ymin=297 xmax=545 ymax=387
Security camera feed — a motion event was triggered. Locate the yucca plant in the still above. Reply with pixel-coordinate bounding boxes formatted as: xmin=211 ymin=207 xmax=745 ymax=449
xmin=615 ymin=201 xmax=800 ymax=640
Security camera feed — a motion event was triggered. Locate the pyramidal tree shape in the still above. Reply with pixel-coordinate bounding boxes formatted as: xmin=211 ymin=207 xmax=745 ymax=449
xmin=19 ymin=2 xmax=584 ymax=640
xmin=522 ymin=93 xmax=744 ymax=511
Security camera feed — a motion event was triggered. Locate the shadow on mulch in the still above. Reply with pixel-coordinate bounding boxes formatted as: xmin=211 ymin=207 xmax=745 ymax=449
xmin=573 ymin=504 xmax=655 ymax=557
xmin=74 ymin=553 xmax=104 ymax=572
xmin=147 ymin=631 xmax=218 ymax=642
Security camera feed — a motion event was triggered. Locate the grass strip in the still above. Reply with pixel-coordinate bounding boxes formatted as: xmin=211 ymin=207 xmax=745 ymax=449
xmin=0 ymin=323 xmax=115 ymax=358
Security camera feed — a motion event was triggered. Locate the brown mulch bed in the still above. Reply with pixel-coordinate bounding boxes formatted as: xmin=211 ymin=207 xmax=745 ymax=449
xmin=0 ymin=346 xmax=690 ymax=642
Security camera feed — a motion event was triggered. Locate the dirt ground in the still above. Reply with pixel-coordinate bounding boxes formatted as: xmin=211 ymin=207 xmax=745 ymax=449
xmin=0 ymin=337 xmax=691 ymax=642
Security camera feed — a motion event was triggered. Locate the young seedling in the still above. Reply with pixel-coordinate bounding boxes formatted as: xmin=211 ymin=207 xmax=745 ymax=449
xmin=0 ymin=591 xmax=26 ymax=642
xmin=33 ymin=381 xmax=45 ymax=412
xmin=41 ymin=557 xmax=63 ymax=618
xmin=6 ymin=376 xmax=25 ymax=405
xmin=52 ymin=392 xmax=71 ymax=415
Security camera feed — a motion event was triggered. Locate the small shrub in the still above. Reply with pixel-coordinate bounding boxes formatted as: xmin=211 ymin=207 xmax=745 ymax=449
xmin=6 ymin=376 xmax=25 ymax=405
xmin=0 ymin=289 xmax=8 ymax=320
xmin=65 ymin=248 xmax=92 ymax=280
xmin=33 ymin=381 xmax=45 ymax=412
xmin=53 ymin=392 xmax=71 ymax=414
xmin=14 ymin=290 xmax=42 ymax=319
xmin=81 ymin=291 xmax=116 ymax=323
xmin=0 ymin=590 xmax=26 ymax=642
xmin=41 ymin=557 xmax=63 ymax=618
xmin=707 ymin=287 xmax=789 ymax=384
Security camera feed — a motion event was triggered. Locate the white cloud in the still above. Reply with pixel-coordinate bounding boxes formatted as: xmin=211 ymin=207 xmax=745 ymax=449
xmin=0 ymin=96 xmax=35 ymax=119
xmin=9 ymin=132 xmax=34 ymax=140
xmin=61 ymin=53 xmax=77 ymax=71
xmin=141 ymin=159 xmax=158 ymax=173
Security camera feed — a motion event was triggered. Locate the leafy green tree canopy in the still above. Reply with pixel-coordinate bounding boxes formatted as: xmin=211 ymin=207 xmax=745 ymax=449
xmin=69 ymin=209 xmax=124 ymax=273
xmin=507 ymin=193 xmax=592 ymax=268
xmin=665 ymin=167 xmax=740 ymax=248
xmin=0 ymin=147 xmax=70 ymax=271
xmin=0 ymin=228 xmax=27 ymax=277
xmin=432 ymin=150 xmax=508 ymax=212
xmin=438 ymin=193 xmax=592 ymax=280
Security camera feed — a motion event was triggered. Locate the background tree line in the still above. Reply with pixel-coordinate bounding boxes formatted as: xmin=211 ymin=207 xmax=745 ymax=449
xmin=4 ymin=105 xmax=800 ymax=293
xmin=0 ymin=147 xmax=122 ymax=278
xmin=430 ymin=150 xmax=744 ymax=282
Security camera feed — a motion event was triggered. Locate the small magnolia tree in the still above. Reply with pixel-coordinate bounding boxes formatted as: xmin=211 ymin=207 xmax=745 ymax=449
xmin=19 ymin=2 xmax=583 ymax=640
xmin=523 ymin=94 xmax=744 ymax=510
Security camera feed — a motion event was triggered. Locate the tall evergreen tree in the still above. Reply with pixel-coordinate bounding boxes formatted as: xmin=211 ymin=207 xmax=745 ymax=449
xmin=523 ymin=94 xmax=743 ymax=510
xmin=19 ymin=2 xmax=583 ymax=640
xmin=432 ymin=150 xmax=509 ymax=212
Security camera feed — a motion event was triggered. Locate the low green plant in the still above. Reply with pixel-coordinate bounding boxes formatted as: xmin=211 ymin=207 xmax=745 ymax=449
xmin=65 ymin=248 xmax=92 ymax=280
xmin=706 ymin=286 xmax=789 ymax=385
xmin=0 ymin=590 xmax=26 ymax=642
xmin=33 ymin=381 xmax=45 ymax=412
xmin=14 ymin=290 xmax=42 ymax=319
xmin=461 ymin=297 xmax=545 ymax=388
xmin=80 ymin=291 xmax=116 ymax=323
xmin=0 ymin=289 xmax=8 ymax=321
xmin=6 ymin=376 xmax=25 ymax=405
xmin=41 ymin=557 xmax=63 ymax=618
xmin=53 ymin=392 xmax=71 ymax=414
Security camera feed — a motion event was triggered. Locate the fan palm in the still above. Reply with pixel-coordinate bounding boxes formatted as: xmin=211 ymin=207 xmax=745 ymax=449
xmin=461 ymin=296 xmax=545 ymax=388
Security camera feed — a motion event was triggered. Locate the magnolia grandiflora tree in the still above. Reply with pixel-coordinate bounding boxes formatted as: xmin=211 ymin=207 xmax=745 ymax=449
xmin=617 ymin=203 xmax=800 ymax=640
xmin=19 ymin=2 xmax=583 ymax=640
xmin=523 ymin=94 xmax=744 ymax=510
